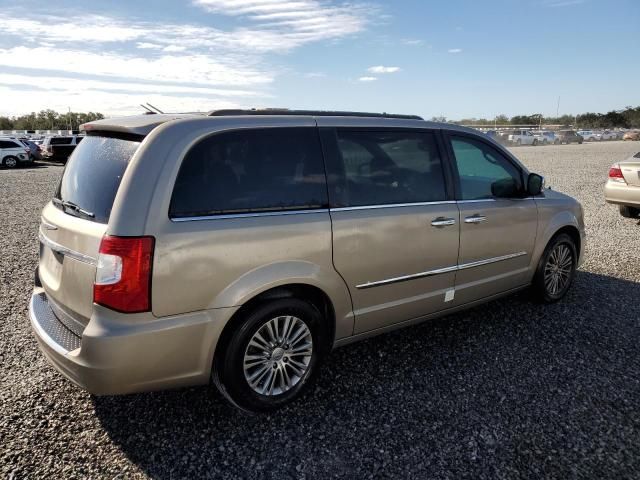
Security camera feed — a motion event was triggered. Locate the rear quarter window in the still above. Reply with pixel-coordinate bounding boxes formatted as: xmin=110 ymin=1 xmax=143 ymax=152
xmin=55 ymin=136 xmax=140 ymax=223
xmin=170 ymin=127 xmax=328 ymax=218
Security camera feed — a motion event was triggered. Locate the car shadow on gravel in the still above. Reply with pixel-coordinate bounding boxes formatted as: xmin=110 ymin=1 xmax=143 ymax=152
xmin=93 ymin=271 xmax=640 ymax=479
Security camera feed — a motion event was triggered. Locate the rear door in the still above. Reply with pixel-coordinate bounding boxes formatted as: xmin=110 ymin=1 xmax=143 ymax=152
xmin=444 ymin=133 xmax=538 ymax=305
xmin=39 ymin=135 xmax=141 ymax=327
xmin=321 ymin=127 xmax=460 ymax=334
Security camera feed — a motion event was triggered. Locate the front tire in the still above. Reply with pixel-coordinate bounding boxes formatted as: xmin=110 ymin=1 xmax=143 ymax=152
xmin=532 ymin=233 xmax=577 ymax=303
xmin=215 ymin=298 xmax=328 ymax=412
xmin=2 ymin=156 xmax=19 ymax=168
xmin=620 ymin=205 xmax=640 ymax=218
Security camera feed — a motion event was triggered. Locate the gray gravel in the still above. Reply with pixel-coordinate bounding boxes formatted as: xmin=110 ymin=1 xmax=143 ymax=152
xmin=1 ymin=142 xmax=640 ymax=479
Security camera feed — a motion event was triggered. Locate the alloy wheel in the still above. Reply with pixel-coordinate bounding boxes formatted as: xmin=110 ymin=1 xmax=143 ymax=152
xmin=544 ymin=243 xmax=573 ymax=296
xmin=243 ymin=315 xmax=313 ymax=396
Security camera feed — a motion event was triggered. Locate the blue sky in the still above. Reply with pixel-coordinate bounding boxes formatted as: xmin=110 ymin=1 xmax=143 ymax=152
xmin=0 ymin=0 xmax=638 ymax=119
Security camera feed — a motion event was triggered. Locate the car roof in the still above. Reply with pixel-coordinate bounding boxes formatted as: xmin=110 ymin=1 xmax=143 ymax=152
xmin=80 ymin=111 xmax=482 ymax=137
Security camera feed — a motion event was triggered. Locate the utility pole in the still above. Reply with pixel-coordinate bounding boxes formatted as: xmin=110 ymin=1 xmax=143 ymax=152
xmin=68 ymin=107 xmax=72 ymax=132
xmin=556 ymin=96 xmax=560 ymax=119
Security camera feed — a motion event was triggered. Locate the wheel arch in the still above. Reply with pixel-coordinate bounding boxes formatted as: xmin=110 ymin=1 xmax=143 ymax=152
xmin=531 ymin=208 xmax=584 ymax=277
xmin=212 ymin=282 xmax=338 ymax=375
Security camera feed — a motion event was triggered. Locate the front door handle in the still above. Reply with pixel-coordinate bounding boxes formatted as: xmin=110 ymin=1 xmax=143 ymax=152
xmin=464 ymin=214 xmax=487 ymax=224
xmin=431 ymin=217 xmax=456 ymax=227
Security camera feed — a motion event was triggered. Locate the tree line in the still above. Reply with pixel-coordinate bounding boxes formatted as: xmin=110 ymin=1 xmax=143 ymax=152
xmin=435 ymin=105 xmax=640 ymax=129
xmin=0 ymin=110 xmax=105 ymax=131
xmin=3 ymin=106 xmax=640 ymax=131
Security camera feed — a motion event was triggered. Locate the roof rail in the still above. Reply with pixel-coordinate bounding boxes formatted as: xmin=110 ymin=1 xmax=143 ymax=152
xmin=207 ymin=108 xmax=423 ymax=120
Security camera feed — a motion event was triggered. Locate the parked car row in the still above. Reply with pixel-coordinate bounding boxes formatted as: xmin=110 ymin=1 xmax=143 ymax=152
xmin=0 ymin=134 xmax=84 ymax=168
xmin=485 ymin=128 xmax=639 ymax=146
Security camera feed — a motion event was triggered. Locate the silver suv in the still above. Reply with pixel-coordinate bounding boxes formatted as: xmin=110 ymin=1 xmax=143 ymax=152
xmin=29 ymin=110 xmax=585 ymax=411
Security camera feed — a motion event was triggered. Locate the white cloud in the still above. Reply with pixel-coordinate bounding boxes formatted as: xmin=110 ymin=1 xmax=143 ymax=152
xmin=0 ymin=5 xmax=373 ymax=115
xmin=163 ymin=45 xmax=187 ymax=52
xmin=358 ymin=76 xmax=377 ymax=82
xmin=0 ymin=84 xmax=245 ymax=117
xmin=402 ymin=39 xmax=424 ymax=46
xmin=0 ymin=73 xmax=266 ymax=98
xmin=304 ymin=72 xmax=327 ymax=78
xmin=0 ymin=46 xmax=272 ymax=87
xmin=367 ymin=65 xmax=400 ymax=74
xmin=193 ymin=0 xmax=370 ymax=44
xmin=137 ymin=42 xmax=162 ymax=49
xmin=448 ymin=48 xmax=462 ymax=53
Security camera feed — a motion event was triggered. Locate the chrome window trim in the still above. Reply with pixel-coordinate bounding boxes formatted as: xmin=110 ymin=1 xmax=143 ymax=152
xmin=171 ymin=208 xmax=329 ymax=222
xmin=355 ymin=251 xmax=527 ymax=289
xmin=38 ymin=229 xmax=97 ymax=266
xmin=457 ymin=199 xmax=496 ymax=204
xmin=331 ymin=201 xmax=456 ymax=212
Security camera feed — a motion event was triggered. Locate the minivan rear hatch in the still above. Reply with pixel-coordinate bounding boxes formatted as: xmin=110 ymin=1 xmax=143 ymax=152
xmin=38 ymin=135 xmax=141 ymax=330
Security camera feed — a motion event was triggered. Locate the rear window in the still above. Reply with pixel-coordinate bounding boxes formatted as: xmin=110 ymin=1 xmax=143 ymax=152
xmin=0 ymin=140 xmax=21 ymax=149
xmin=50 ymin=137 xmax=72 ymax=145
xmin=55 ymin=136 xmax=140 ymax=223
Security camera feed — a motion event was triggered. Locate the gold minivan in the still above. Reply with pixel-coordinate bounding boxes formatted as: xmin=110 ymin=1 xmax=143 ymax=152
xmin=30 ymin=110 xmax=585 ymax=411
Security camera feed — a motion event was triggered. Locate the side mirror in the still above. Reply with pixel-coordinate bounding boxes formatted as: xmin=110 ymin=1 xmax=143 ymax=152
xmin=491 ymin=177 xmax=521 ymax=198
xmin=527 ymin=173 xmax=545 ymax=196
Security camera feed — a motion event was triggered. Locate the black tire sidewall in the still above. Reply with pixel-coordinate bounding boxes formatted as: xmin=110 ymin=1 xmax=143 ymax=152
xmin=533 ymin=233 xmax=577 ymax=303
xmin=620 ymin=206 xmax=640 ymax=218
xmin=3 ymin=156 xmax=18 ymax=168
xmin=219 ymin=298 xmax=328 ymax=412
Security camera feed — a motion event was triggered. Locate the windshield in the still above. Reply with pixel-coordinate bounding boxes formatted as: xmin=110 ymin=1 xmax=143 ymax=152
xmin=55 ymin=136 xmax=141 ymax=223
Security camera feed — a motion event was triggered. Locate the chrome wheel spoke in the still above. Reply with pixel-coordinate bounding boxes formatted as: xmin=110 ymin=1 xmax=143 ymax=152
xmin=544 ymin=243 xmax=574 ymax=296
xmin=244 ymin=314 xmax=313 ymax=397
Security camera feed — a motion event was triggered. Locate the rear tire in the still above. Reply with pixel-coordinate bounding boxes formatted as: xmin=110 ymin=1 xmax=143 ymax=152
xmin=214 ymin=298 xmax=328 ymax=412
xmin=619 ymin=205 xmax=640 ymax=218
xmin=533 ymin=139 xmax=538 ymax=146
xmin=532 ymin=233 xmax=577 ymax=303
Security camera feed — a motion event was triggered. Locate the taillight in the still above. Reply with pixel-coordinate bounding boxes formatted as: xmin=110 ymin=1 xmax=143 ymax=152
xmin=608 ymin=164 xmax=626 ymax=183
xmin=94 ymin=236 xmax=154 ymax=313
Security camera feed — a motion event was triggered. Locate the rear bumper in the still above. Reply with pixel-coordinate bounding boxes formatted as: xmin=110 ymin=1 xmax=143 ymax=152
xmin=604 ymin=181 xmax=640 ymax=207
xmin=29 ymin=288 xmax=237 ymax=395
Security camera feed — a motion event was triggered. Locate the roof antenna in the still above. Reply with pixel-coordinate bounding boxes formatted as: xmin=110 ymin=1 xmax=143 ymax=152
xmin=140 ymin=104 xmax=156 ymax=114
xmin=146 ymin=103 xmax=165 ymax=114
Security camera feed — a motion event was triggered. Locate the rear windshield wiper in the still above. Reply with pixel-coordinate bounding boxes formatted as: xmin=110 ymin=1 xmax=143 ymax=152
xmin=52 ymin=198 xmax=95 ymax=218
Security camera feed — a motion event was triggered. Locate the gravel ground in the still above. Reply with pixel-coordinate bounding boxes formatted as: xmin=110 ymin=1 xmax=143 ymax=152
xmin=1 ymin=141 xmax=639 ymax=479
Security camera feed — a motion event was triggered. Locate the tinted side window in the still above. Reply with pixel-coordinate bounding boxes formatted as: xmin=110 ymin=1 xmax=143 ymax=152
xmin=329 ymin=130 xmax=446 ymax=207
xmin=170 ymin=128 xmax=328 ymax=218
xmin=50 ymin=137 xmax=72 ymax=145
xmin=0 ymin=141 xmax=18 ymax=149
xmin=75 ymin=137 xmax=84 ymax=144
xmin=449 ymin=136 xmax=522 ymax=200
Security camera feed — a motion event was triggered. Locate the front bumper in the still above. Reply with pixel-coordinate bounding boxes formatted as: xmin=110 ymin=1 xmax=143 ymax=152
xmin=604 ymin=181 xmax=640 ymax=207
xmin=29 ymin=287 xmax=237 ymax=395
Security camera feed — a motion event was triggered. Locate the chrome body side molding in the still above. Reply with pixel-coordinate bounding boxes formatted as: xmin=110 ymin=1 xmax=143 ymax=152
xmin=356 ymin=251 xmax=528 ymax=289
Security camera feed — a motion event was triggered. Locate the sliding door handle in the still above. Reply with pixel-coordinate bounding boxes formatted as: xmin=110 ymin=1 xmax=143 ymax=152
xmin=464 ymin=214 xmax=487 ymax=224
xmin=431 ymin=217 xmax=456 ymax=227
